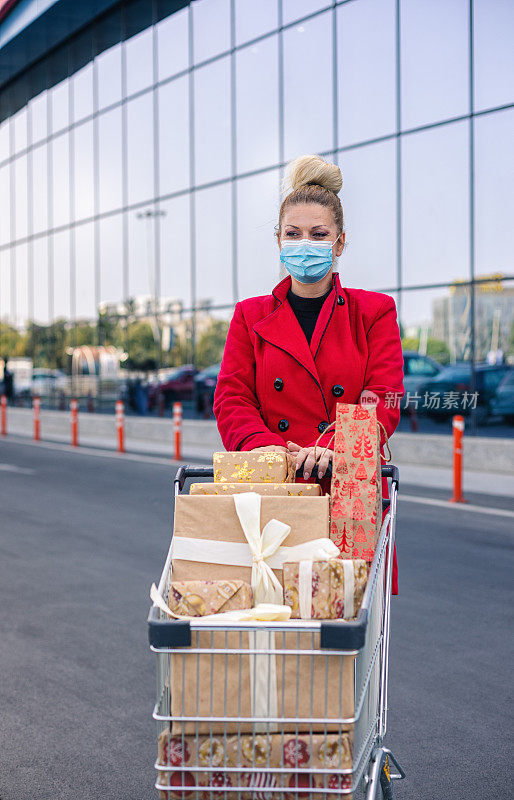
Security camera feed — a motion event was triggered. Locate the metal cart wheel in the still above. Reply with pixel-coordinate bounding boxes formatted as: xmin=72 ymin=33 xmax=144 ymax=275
xmin=379 ymin=756 xmax=395 ymax=799
xmin=365 ymin=747 xmax=404 ymax=800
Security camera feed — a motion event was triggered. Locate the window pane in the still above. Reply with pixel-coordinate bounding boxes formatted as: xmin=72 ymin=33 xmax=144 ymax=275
xmin=99 ymin=214 xmax=123 ymax=305
xmin=193 ymin=0 xmax=230 ymax=64
xmin=0 ymin=165 xmax=11 ymax=244
xmin=160 ymin=195 xmax=191 ymax=308
xmin=194 ymin=56 xmax=231 ymax=184
xmin=402 ymin=286 xmax=464 ymax=365
xmin=283 ymin=12 xmax=333 ymax=160
xmin=195 ymin=183 xmax=233 ymax=306
xmin=14 ymin=154 xmax=28 ymax=240
xmin=0 ymin=248 xmax=12 ymax=323
xmin=402 ymin=122 xmax=469 ymax=286
xmin=0 ymin=117 xmax=10 ymax=161
xmin=125 ymin=27 xmax=154 ymax=96
xmin=338 ymin=140 xmax=397 ymax=291
xmin=157 ymin=7 xmax=189 ymax=80
xmin=98 ymin=106 xmax=123 ymax=214
xmin=475 ymin=108 xmax=514 ymax=278
xmin=33 ymin=235 xmax=50 ymax=323
xmin=73 ymin=63 xmax=94 ymax=122
xmin=338 ymin=0 xmax=395 ymax=147
xmin=127 ymin=93 xmax=154 ymax=204
xmin=236 ymin=0 xmax=278 ymax=45
xmin=52 ymin=228 xmax=71 ymax=319
xmin=401 ymin=0 xmax=469 ymax=129
xmin=159 ymin=77 xmax=190 ymax=195
xmin=74 ymin=121 xmax=94 ymax=221
xmin=51 ymin=79 xmax=69 ymax=133
xmin=75 ymin=223 xmax=96 ymax=320
xmin=237 ymin=169 xmax=280 ymax=300
xmin=282 ymin=0 xmax=328 ymax=25
xmin=13 ymin=107 xmax=27 ymax=152
xmin=128 ymin=209 xmax=154 ymax=298
xmin=30 ymin=92 xmax=48 ymax=144
xmin=32 ymin=144 xmax=48 ymax=235
xmin=15 ymin=243 xmax=29 ymax=328
xmin=474 ymin=0 xmax=514 ymax=111
xmin=52 ymin=132 xmax=70 ymax=228
xmin=97 ymin=44 xmax=122 ymax=109
xmin=236 ymin=36 xmax=279 ymax=173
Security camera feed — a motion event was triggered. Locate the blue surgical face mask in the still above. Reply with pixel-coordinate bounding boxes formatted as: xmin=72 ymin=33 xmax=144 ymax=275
xmin=280 ymin=237 xmax=339 ymax=284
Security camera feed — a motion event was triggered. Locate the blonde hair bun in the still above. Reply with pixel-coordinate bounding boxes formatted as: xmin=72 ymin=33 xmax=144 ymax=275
xmin=285 ymin=154 xmax=342 ymax=195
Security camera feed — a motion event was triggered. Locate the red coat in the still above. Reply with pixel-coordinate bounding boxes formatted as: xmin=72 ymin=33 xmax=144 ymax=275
xmin=214 ymin=272 xmax=404 ymax=592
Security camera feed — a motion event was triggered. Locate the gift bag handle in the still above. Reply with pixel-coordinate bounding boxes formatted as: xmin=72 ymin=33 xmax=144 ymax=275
xmin=312 ymin=416 xmax=392 ymax=464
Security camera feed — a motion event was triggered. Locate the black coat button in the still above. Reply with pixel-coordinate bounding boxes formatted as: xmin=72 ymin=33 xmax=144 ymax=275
xmin=318 ymin=421 xmax=329 ymax=433
xmin=274 ymin=378 xmax=284 ymax=391
xmin=278 ymin=419 xmax=289 ymax=432
xmin=337 ymin=295 xmax=345 ymax=306
xmin=332 ymin=384 xmax=344 ymax=397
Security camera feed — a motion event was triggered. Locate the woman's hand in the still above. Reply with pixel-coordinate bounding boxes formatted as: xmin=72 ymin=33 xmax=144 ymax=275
xmin=287 ymin=441 xmax=334 ymax=480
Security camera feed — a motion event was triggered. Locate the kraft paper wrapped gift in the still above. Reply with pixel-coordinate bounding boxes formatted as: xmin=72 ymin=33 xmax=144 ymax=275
xmin=168 ymin=579 xmax=252 ymax=617
xmin=283 ymin=559 xmax=368 ymax=620
xmin=190 ymin=482 xmax=321 ymax=496
xmin=169 ymin=626 xmax=355 ymax=735
xmin=171 ymin=492 xmax=331 ymax=596
xmin=329 ymin=403 xmax=383 ymax=562
xmin=157 ymin=730 xmax=353 ymax=800
xmin=213 ymin=451 xmax=296 ymax=483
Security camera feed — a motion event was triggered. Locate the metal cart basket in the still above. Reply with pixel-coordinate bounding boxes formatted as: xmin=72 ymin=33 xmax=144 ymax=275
xmin=148 ymin=464 xmax=405 ymax=799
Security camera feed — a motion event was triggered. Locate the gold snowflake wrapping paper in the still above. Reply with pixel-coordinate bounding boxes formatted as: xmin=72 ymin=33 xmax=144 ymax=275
xmin=168 ymin=579 xmax=252 ymax=617
xmin=157 ymin=730 xmax=353 ymax=799
xmin=189 ymin=482 xmax=320 ymax=496
xmin=283 ymin=559 xmax=369 ymax=620
xmin=213 ymin=451 xmax=296 ymax=483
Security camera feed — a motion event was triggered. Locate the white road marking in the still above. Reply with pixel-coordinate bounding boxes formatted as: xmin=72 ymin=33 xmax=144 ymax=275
xmin=0 ymin=463 xmax=35 ymax=474
xmin=400 ymin=494 xmax=514 ymax=519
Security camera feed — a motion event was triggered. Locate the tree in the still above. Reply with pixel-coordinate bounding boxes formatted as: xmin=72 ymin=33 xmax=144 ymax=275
xmin=401 ymin=336 xmax=450 ymax=364
xmin=195 ymin=319 xmax=230 ymax=369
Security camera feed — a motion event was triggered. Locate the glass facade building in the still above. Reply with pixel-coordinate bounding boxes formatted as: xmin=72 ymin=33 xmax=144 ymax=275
xmin=0 ymin=0 xmax=513 ymax=372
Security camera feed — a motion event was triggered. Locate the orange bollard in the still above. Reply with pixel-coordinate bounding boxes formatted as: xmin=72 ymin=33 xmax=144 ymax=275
xmin=450 ymin=415 xmax=466 ymax=503
xmin=173 ymin=401 xmax=182 ymax=461
xmin=1 ymin=394 xmax=6 ymax=436
xmin=70 ymin=398 xmax=79 ymax=447
xmin=33 ymin=396 xmax=41 ymax=441
xmin=116 ymin=400 xmax=125 ymax=454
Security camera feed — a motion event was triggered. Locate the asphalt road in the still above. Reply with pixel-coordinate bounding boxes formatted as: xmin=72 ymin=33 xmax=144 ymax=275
xmin=0 ymin=439 xmax=512 ymax=800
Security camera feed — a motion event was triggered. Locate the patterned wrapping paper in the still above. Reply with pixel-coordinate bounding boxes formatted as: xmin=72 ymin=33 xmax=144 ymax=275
xmin=283 ymin=559 xmax=368 ymax=620
xmin=157 ymin=731 xmax=353 ymax=800
xmin=213 ymin=451 xmax=296 ymax=483
xmin=190 ymin=482 xmax=321 ymax=496
xmin=329 ymin=404 xmax=383 ymax=561
xmin=168 ymin=579 xmax=252 ymax=617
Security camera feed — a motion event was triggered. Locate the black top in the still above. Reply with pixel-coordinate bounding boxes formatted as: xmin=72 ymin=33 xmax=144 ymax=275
xmin=287 ymin=288 xmax=332 ymax=344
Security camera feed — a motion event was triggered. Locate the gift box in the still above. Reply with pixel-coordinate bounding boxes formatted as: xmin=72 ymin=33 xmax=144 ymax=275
xmin=213 ymin=451 xmax=296 ymax=483
xmin=283 ymin=559 xmax=368 ymax=620
xmin=168 ymin=626 xmax=354 ymax=734
xmin=190 ymin=482 xmax=321 ymax=496
xmin=329 ymin=404 xmax=383 ymax=561
xmin=171 ymin=493 xmax=331 ymax=595
xmin=157 ymin=730 xmax=353 ymax=799
xmin=168 ymin=579 xmax=252 ymax=617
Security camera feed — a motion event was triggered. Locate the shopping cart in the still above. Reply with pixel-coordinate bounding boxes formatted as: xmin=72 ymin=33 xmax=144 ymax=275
xmin=148 ymin=464 xmax=405 ymax=799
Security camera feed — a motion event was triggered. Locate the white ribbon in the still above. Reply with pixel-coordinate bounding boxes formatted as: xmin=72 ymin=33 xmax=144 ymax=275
xmin=151 ymin=584 xmax=291 ymax=622
xmin=233 ymin=492 xmax=290 ymax=605
xmin=342 ymin=560 xmax=355 ymax=620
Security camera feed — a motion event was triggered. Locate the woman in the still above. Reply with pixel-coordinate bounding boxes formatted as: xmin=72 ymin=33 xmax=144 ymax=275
xmin=213 ymin=155 xmax=404 ymax=592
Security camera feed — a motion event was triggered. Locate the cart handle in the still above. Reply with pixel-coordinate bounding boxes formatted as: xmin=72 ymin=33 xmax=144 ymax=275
xmin=175 ymin=463 xmax=399 ymax=492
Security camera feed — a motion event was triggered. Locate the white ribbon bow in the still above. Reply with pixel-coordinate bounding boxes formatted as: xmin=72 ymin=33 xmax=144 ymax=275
xmin=233 ymin=492 xmax=291 ymax=605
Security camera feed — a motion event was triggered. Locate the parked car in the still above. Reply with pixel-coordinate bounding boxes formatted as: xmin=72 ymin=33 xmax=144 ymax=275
xmin=148 ymin=365 xmax=197 ymax=410
xmin=490 ymin=370 xmax=514 ymax=424
xmin=418 ymin=363 xmax=511 ymax=421
xmin=32 ymin=369 xmax=67 ymax=397
xmin=194 ymin=363 xmax=221 ymax=414
xmin=401 ymin=351 xmax=442 ymax=411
